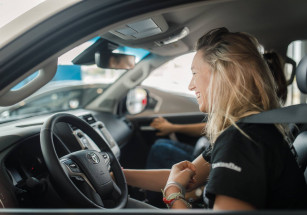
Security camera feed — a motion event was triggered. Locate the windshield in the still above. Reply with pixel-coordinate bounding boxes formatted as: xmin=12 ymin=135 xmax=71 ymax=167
xmin=0 ymin=37 xmax=149 ymax=123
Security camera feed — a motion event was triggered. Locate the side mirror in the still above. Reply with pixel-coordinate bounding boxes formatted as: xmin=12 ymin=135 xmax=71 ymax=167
xmin=95 ymin=52 xmax=135 ymax=69
xmin=126 ymin=87 xmax=148 ymax=115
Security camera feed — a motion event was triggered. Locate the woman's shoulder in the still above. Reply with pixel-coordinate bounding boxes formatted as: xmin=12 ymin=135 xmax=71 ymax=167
xmin=222 ymin=122 xmax=281 ymax=138
xmin=214 ymin=123 xmax=283 ymax=150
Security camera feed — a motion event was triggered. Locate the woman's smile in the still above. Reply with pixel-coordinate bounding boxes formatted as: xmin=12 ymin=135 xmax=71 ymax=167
xmin=196 ymin=92 xmax=201 ymax=99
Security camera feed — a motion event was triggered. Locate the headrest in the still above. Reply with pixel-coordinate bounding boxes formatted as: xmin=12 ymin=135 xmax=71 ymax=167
xmin=293 ymin=131 xmax=307 ymax=172
xmin=296 ymin=55 xmax=307 ymax=94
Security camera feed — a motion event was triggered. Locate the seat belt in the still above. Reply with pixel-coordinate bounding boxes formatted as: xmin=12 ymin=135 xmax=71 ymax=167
xmin=239 ymin=103 xmax=307 ymax=160
xmin=240 ymin=104 xmax=307 ymax=124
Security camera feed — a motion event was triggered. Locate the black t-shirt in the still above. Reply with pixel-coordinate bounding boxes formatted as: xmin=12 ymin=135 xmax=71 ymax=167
xmin=202 ymin=123 xmax=307 ymax=209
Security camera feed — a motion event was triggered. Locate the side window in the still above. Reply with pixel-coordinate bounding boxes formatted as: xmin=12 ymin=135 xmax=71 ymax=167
xmin=286 ymin=40 xmax=307 ymax=105
xmin=142 ymin=52 xmax=195 ymax=96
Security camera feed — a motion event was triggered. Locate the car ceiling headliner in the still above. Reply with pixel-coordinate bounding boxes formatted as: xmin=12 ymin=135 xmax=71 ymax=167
xmin=102 ymin=0 xmax=307 ymax=57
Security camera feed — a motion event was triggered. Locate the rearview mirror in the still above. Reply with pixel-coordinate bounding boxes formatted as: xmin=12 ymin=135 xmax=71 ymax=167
xmin=95 ymin=52 xmax=135 ymax=69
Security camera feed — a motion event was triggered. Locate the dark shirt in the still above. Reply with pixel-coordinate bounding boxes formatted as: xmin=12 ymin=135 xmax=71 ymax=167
xmin=202 ymin=123 xmax=307 ymax=209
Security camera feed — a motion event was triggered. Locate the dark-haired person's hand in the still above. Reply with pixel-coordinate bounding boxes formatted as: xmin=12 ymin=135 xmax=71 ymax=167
xmin=166 ymin=161 xmax=196 ymax=194
xmin=150 ymin=117 xmax=175 ymax=136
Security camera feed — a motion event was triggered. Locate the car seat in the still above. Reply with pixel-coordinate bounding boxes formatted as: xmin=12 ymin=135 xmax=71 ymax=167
xmin=293 ymin=132 xmax=307 ymax=183
xmin=293 ymin=55 xmax=307 ymax=183
xmin=192 ymin=136 xmax=210 ymax=159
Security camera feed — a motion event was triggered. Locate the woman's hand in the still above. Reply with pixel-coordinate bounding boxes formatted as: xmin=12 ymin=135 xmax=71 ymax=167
xmin=166 ymin=161 xmax=197 ymax=194
xmin=150 ymin=117 xmax=175 ymax=136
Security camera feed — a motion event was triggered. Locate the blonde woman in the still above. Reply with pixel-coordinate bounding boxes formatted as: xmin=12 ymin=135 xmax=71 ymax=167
xmin=124 ymin=28 xmax=307 ymax=210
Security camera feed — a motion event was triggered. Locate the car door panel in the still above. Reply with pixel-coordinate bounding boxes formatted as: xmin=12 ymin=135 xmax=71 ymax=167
xmin=120 ymin=86 xmax=205 ymax=168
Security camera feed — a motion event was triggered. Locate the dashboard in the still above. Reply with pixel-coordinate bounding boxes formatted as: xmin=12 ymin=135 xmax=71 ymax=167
xmin=0 ymin=109 xmax=133 ymax=208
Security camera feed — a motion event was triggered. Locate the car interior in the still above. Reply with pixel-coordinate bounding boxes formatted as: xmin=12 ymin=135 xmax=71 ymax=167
xmin=1 ymin=0 xmax=307 ymax=214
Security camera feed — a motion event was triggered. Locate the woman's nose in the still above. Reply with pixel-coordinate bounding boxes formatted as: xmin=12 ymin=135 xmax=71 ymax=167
xmin=188 ymin=78 xmax=195 ymax=91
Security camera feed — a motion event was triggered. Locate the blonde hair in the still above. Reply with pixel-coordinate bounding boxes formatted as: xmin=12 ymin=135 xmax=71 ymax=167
xmin=196 ymin=27 xmax=283 ymax=144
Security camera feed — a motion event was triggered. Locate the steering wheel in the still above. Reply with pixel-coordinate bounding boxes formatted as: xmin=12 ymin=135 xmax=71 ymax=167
xmin=40 ymin=113 xmax=128 ymax=208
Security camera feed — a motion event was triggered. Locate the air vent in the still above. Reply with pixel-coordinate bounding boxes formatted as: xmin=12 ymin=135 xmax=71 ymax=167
xmin=82 ymin=114 xmax=96 ymax=124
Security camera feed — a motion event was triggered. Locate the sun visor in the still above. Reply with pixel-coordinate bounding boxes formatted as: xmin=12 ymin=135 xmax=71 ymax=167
xmin=0 ymin=59 xmax=57 ymax=106
xmin=109 ymin=16 xmax=168 ymax=40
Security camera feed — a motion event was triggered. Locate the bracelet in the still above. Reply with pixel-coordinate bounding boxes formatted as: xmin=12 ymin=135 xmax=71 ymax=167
xmin=164 ymin=192 xmax=184 ymax=204
xmin=161 ymin=191 xmax=183 ymax=208
xmin=161 ymin=190 xmax=192 ymax=208
xmin=163 ymin=181 xmax=186 ymax=196
xmin=174 ymin=198 xmax=192 ymax=208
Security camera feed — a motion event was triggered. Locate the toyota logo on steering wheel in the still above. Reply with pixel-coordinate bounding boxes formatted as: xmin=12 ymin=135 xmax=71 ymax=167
xmin=87 ymin=152 xmax=100 ymax=164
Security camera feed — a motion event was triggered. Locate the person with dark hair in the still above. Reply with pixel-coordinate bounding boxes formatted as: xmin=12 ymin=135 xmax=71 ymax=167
xmin=124 ymin=28 xmax=307 ymax=210
xmin=146 ymin=118 xmax=205 ymax=169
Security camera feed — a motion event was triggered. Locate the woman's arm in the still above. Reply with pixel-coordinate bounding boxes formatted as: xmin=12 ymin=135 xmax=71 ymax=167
xmin=214 ymin=195 xmax=255 ymax=210
xmin=122 ymin=154 xmax=210 ymax=209
xmin=123 ymin=154 xmax=210 ymax=193
xmin=165 ymin=156 xmax=255 ymax=210
xmin=123 ymin=169 xmax=170 ymax=192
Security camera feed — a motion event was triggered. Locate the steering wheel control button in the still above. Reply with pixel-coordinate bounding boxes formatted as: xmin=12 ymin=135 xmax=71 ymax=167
xmin=76 ymin=132 xmax=83 ymax=138
xmin=87 ymin=152 xmax=100 ymax=164
xmin=63 ymin=160 xmax=81 ymax=173
xmin=80 ymin=137 xmax=89 ymax=148
xmin=73 ymin=176 xmax=85 ymax=181
xmin=70 ymin=167 xmax=81 ymax=173
xmin=69 ymin=163 xmax=80 ymax=172
xmin=69 ymin=163 xmax=76 ymax=168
